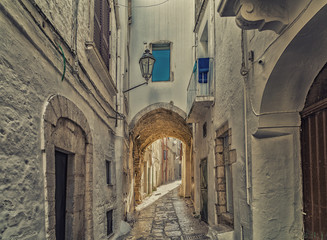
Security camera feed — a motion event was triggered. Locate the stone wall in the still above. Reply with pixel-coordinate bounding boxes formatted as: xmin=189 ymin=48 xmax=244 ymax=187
xmin=0 ymin=0 xmax=127 ymax=239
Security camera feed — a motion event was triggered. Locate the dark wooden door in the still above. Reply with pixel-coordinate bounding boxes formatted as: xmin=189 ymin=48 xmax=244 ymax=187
xmin=200 ymin=158 xmax=208 ymax=223
xmin=55 ymin=151 xmax=68 ymax=240
xmin=301 ymin=104 xmax=327 ymax=239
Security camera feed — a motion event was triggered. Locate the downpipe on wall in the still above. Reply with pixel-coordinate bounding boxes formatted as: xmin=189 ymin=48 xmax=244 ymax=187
xmin=115 ymin=26 xmax=125 ymax=225
xmin=240 ymin=29 xmax=251 ymax=206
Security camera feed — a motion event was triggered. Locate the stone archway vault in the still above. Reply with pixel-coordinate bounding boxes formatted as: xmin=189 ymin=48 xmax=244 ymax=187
xmin=129 ymin=104 xmax=192 ymax=205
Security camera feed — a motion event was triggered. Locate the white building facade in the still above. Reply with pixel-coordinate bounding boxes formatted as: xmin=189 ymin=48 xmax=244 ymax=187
xmin=188 ymin=0 xmax=327 ymax=239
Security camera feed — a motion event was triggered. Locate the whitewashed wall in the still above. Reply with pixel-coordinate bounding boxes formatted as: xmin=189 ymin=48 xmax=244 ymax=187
xmin=128 ymin=0 xmax=195 ymax=120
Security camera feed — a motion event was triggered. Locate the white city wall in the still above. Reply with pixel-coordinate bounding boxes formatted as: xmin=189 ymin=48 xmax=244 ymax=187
xmin=128 ymin=0 xmax=195 ymax=121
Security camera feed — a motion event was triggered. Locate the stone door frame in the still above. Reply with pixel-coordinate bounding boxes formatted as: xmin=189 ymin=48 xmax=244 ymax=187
xmin=41 ymin=95 xmax=94 ymax=240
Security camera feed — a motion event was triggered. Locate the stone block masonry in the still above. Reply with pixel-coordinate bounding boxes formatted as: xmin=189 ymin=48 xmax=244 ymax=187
xmin=0 ymin=0 xmax=122 ymax=239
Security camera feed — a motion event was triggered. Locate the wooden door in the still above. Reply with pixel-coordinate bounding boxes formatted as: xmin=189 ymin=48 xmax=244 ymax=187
xmin=55 ymin=151 xmax=68 ymax=240
xmin=301 ymin=63 xmax=327 ymax=239
xmin=302 ymin=105 xmax=327 ymax=239
xmin=200 ymin=158 xmax=208 ymax=223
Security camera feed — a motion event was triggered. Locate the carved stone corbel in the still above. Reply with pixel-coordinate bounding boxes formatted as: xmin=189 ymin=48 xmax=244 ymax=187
xmin=218 ymin=0 xmax=289 ymax=33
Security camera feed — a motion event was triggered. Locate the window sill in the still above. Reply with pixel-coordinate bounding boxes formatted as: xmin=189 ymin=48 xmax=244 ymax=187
xmin=107 ymin=232 xmax=114 ymax=239
xmin=85 ymin=41 xmax=117 ymax=96
xmin=210 ymin=224 xmax=233 ymax=234
xmin=221 ymin=212 xmax=234 ymax=227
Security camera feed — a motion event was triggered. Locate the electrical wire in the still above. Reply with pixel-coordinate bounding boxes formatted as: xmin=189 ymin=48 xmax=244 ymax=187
xmin=58 ymin=44 xmax=66 ymax=81
xmin=117 ymin=0 xmax=169 ymax=8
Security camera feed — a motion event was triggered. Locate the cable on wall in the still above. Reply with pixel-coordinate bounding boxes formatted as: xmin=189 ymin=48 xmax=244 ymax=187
xmin=58 ymin=44 xmax=66 ymax=81
xmin=117 ymin=0 xmax=169 ymax=8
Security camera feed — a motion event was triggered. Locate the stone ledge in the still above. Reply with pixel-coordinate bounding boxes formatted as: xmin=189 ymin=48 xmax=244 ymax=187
xmin=218 ymin=0 xmax=289 ymax=33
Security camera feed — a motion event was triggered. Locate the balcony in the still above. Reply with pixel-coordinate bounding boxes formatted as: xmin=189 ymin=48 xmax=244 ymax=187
xmin=186 ymin=58 xmax=215 ymax=123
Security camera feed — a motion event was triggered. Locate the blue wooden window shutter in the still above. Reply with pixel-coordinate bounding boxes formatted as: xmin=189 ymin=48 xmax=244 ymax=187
xmin=152 ymin=44 xmax=170 ymax=81
xmin=198 ymin=58 xmax=209 ymax=83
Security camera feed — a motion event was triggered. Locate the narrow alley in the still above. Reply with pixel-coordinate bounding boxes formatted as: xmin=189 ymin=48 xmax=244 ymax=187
xmin=126 ymin=186 xmax=209 ymax=240
xmin=1 ymin=0 xmax=327 ymax=239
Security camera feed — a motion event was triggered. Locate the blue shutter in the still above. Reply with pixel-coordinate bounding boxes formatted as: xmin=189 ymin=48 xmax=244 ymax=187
xmin=152 ymin=49 xmax=170 ymax=81
xmin=198 ymin=58 xmax=209 ymax=83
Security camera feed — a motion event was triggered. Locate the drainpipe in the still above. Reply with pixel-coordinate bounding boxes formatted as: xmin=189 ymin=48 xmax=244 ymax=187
xmin=115 ymin=30 xmax=120 ymax=127
xmin=165 ymin=138 xmax=168 ymax=183
xmin=241 ymin=29 xmax=251 ymax=205
xmin=161 ymin=139 xmax=165 ymax=184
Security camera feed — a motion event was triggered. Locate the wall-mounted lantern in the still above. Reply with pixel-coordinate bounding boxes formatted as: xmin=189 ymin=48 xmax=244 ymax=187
xmin=139 ymin=49 xmax=156 ymax=81
xmin=123 ymin=49 xmax=156 ymax=93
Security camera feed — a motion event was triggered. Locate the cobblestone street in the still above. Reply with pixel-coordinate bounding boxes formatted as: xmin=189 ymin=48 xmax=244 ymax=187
xmin=125 ymin=187 xmax=209 ymax=240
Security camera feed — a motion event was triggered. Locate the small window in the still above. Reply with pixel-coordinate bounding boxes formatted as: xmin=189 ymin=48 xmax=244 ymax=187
xmin=163 ymin=150 xmax=167 ymax=160
xmin=152 ymin=43 xmax=170 ymax=82
xmin=203 ymin=122 xmax=207 ymax=138
xmin=106 ymin=210 xmax=113 ymax=236
xmin=106 ymin=160 xmax=112 ymax=185
xmin=94 ymin=0 xmax=111 ymax=70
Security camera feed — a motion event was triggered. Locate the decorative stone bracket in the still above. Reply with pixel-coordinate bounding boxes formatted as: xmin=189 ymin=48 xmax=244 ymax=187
xmin=218 ymin=0 xmax=289 ymax=33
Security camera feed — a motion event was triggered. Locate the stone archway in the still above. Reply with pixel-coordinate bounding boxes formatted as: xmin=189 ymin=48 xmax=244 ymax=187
xmin=41 ymin=95 xmax=93 ymax=240
xmin=255 ymin=4 xmax=327 ymax=134
xmin=129 ymin=103 xmax=192 ymax=205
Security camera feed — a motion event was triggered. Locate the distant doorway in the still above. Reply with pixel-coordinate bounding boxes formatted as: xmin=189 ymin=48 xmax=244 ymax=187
xmin=301 ymin=63 xmax=327 ymax=238
xmin=200 ymin=158 xmax=208 ymax=223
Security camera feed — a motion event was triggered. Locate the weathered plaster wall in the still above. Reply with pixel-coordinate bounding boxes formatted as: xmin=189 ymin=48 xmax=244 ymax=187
xmin=213 ymin=15 xmax=249 ymax=240
xmin=128 ymin=0 xmax=194 ymax=120
xmin=193 ymin=1 xmax=327 ymax=239
xmin=0 ymin=0 xmax=127 ymax=239
xmin=191 ymin=0 xmax=250 ymax=238
xmin=244 ymin=2 xmax=327 ymax=239
xmin=251 ymin=132 xmax=302 ymax=239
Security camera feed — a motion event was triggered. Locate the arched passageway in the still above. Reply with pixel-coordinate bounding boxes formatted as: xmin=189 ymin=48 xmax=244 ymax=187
xmin=129 ymin=104 xmax=192 ymax=208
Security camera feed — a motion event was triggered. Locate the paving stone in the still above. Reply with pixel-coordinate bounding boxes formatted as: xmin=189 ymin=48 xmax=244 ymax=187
xmin=165 ymin=230 xmax=182 ymax=237
xmin=152 ymin=228 xmax=164 ymax=233
xmin=171 ymin=237 xmax=182 ymax=240
xmin=126 ymin=187 xmax=208 ymax=239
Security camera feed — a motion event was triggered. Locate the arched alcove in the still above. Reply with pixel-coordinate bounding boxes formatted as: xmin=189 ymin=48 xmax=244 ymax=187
xmin=41 ymin=95 xmax=93 ymax=240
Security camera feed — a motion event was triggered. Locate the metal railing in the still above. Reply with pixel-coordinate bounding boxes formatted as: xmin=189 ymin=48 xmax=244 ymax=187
xmin=186 ymin=58 xmax=214 ymax=115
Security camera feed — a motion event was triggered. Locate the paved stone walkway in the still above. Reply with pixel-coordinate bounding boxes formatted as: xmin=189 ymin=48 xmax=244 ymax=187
xmin=125 ymin=187 xmax=210 ymax=240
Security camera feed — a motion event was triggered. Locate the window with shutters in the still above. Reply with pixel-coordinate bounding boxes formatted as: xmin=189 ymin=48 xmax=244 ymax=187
xmin=106 ymin=209 xmax=113 ymax=236
xmin=105 ymin=159 xmax=116 ymax=186
xmin=152 ymin=43 xmax=171 ymax=82
xmin=94 ymin=0 xmax=111 ymax=70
